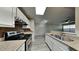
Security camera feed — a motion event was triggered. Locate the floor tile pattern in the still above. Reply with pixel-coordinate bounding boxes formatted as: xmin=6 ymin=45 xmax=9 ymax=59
xmin=31 ymin=36 xmax=50 ymax=51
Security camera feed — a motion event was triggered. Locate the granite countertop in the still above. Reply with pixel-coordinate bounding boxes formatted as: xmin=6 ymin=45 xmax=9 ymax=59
xmin=47 ymin=33 xmax=79 ymax=51
xmin=62 ymin=39 xmax=79 ymax=51
xmin=0 ymin=38 xmax=4 ymax=41
xmin=0 ymin=31 xmax=32 ymax=51
xmin=21 ymin=32 xmax=32 ymax=34
xmin=0 ymin=40 xmax=26 ymax=51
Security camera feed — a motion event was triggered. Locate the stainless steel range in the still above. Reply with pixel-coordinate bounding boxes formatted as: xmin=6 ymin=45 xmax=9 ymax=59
xmin=4 ymin=31 xmax=32 ymax=51
xmin=4 ymin=31 xmax=24 ymax=41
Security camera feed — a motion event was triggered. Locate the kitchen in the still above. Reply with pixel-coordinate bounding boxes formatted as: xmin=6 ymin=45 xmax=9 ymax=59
xmin=0 ymin=7 xmax=79 ymax=51
xmin=33 ymin=7 xmax=79 ymax=51
xmin=0 ymin=7 xmax=35 ymax=51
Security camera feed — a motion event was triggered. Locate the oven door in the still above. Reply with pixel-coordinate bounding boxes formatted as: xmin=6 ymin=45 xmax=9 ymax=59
xmin=5 ymin=35 xmax=20 ymax=41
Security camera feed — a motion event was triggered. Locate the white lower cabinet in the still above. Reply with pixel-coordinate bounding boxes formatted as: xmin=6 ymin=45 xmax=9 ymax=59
xmin=0 ymin=7 xmax=15 ymax=27
xmin=45 ymin=35 xmax=53 ymax=50
xmin=45 ymin=34 xmax=70 ymax=51
xmin=52 ymin=40 xmax=69 ymax=51
xmin=17 ymin=43 xmax=25 ymax=51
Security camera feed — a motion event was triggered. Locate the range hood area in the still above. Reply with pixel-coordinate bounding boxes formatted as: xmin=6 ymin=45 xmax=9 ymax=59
xmin=15 ymin=17 xmax=28 ymax=26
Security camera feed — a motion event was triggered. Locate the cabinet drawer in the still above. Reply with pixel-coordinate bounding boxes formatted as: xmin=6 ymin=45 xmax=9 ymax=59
xmin=54 ymin=42 xmax=69 ymax=51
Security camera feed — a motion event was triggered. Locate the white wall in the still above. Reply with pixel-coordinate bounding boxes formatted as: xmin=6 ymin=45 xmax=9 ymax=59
xmin=35 ymin=21 xmax=46 ymax=36
xmin=35 ymin=22 xmax=62 ymax=36
xmin=75 ymin=7 xmax=79 ymax=36
xmin=46 ymin=24 xmax=62 ymax=33
xmin=34 ymin=15 xmax=63 ymax=36
xmin=34 ymin=15 xmax=47 ymax=36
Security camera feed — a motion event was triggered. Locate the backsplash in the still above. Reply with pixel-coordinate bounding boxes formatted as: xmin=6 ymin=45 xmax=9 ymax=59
xmin=0 ymin=27 xmax=16 ymax=38
xmin=0 ymin=22 xmax=31 ymax=41
xmin=0 ymin=27 xmax=32 ymax=38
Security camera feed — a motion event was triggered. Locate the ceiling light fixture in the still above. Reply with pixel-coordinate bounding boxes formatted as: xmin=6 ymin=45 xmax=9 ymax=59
xmin=36 ymin=7 xmax=46 ymax=15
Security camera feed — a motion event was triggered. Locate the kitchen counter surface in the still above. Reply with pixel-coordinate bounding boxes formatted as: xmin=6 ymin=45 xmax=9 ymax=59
xmin=47 ymin=33 xmax=79 ymax=51
xmin=0 ymin=40 xmax=26 ymax=51
xmin=0 ymin=38 xmax=4 ymax=41
xmin=21 ymin=32 xmax=32 ymax=34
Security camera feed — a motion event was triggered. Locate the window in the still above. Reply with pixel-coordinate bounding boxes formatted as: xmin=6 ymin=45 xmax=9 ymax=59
xmin=63 ymin=24 xmax=75 ymax=33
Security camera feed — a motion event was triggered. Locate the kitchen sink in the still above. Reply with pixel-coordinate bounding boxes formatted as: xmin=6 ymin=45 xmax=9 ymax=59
xmin=50 ymin=34 xmax=74 ymax=42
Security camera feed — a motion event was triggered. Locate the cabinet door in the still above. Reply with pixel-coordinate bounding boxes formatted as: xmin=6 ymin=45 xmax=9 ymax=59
xmin=17 ymin=8 xmax=30 ymax=24
xmin=0 ymin=7 xmax=14 ymax=27
xmin=17 ymin=43 xmax=25 ymax=51
xmin=52 ymin=37 xmax=69 ymax=51
xmin=12 ymin=7 xmax=17 ymax=27
xmin=45 ymin=35 xmax=54 ymax=50
xmin=17 ymin=8 xmax=31 ymax=29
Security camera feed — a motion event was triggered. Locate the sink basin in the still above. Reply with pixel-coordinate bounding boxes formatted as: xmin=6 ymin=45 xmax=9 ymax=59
xmin=50 ymin=34 xmax=74 ymax=42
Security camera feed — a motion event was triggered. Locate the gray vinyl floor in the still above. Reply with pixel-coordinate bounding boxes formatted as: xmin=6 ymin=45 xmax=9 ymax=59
xmin=31 ymin=36 xmax=50 ymax=51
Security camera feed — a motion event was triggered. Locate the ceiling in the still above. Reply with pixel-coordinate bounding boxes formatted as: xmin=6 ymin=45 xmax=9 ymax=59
xmin=44 ymin=7 xmax=75 ymax=25
xmin=20 ymin=7 xmax=75 ymax=25
xmin=19 ymin=7 xmax=36 ymax=20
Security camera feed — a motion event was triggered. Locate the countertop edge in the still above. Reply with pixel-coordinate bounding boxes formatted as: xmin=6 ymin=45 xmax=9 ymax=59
xmin=47 ymin=34 xmax=77 ymax=51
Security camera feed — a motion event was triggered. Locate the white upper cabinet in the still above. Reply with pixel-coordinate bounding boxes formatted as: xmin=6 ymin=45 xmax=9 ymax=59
xmin=12 ymin=7 xmax=17 ymax=24
xmin=0 ymin=7 xmax=30 ymax=28
xmin=0 ymin=7 xmax=15 ymax=27
xmin=17 ymin=8 xmax=30 ymax=25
